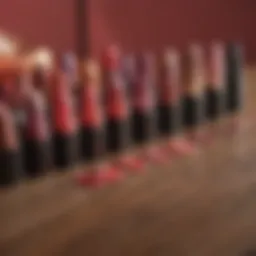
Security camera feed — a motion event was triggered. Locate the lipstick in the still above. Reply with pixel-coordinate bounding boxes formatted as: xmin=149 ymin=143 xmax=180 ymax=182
xmin=102 ymin=45 xmax=130 ymax=153
xmin=23 ymin=89 xmax=51 ymax=177
xmin=79 ymin=59 xmax=104 ymax=161
xmin=205 ymin=42 xmax=226 ymax=120
xmin=0 ymin=102 xmax=22 ymax=186
xmin=49 ymin=69 xmax=79 ymax=170
xmin=131 ymin=52 xmax=158 ymax=144
xmin=75 ymin=58 xmax=124 ymax=187
xmin=182 ymin=44 xmax=206 ymax=129
xmin=225 ymin=43 xmax=244 ymax=113
xmin=158 ymin=48 xmax=182 ymax=136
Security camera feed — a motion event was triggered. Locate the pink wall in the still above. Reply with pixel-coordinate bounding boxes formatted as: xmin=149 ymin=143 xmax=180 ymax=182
xmin=90 ymin=0 xmax=255 ymax=63
xmin=0 ymin=0 xmax=75 ymax=53
xmin=0 ymin=0 xmax=255 ymax=63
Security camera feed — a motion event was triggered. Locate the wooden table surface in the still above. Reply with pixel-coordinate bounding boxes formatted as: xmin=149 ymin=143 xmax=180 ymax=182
xmin=1 ymin=68 xmax=256 ymax=256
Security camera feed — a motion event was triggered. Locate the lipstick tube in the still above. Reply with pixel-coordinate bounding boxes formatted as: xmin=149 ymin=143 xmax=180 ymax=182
xmin=49 ymin=70 xmax=79 ymax=170
xmin=182 ymin=44 xmax=206 ymax=129
xmin=225 ymin=43 xmax=244 ymax=113
xmin=23 ymin=89 xmax=51 ymax=177
xmin=157 ymin=48 xmax=182 ymax=136
xmin=205 ymin=42 xmax=226 ymax=120
xmin=0 ymin=103 xmax=22 ymax=186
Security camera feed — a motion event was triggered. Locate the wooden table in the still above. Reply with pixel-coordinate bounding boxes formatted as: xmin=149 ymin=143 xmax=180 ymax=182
xmin=1 ymin=68 xmax=256 ymax=256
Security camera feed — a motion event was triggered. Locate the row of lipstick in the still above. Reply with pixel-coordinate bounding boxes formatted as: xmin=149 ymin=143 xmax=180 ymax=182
xmin=0 ymin=42 xmax=242 ymax=187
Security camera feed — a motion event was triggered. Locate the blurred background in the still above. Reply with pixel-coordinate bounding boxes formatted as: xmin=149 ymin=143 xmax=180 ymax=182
xmin=0 ymin=0 xmax=255 ymax=62
xmin=1 ymin=2 xmax=256 ymax=256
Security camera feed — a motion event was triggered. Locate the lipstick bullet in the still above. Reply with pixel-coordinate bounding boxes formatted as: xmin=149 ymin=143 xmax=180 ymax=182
xmin=28 ymin=48 xmax=54 ymax=96
xmin=61 ymin=52 xmax=79 ymax=93
xmin=121 ymin=54 xmax=137 ymax=95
